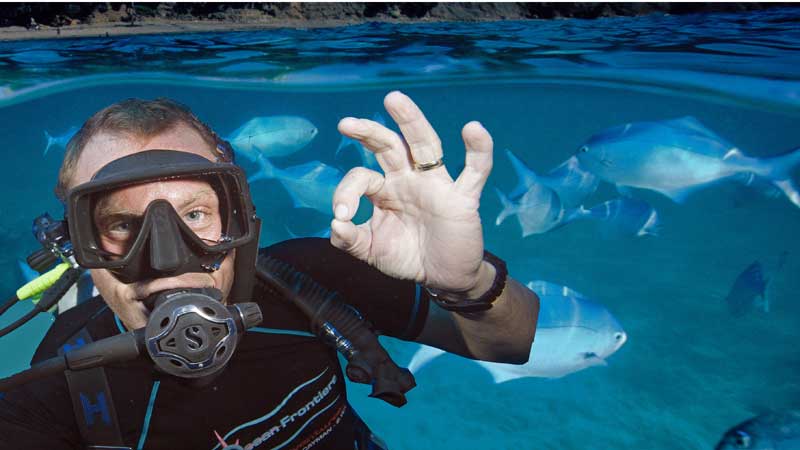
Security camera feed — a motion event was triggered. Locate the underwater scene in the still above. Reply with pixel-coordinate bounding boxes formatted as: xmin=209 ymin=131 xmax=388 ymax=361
xmin=1 ymin=8 xmax=800 ymax=450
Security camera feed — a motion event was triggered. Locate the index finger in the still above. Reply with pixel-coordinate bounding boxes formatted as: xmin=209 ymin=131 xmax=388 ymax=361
xmin=383 ymin=91 xmax=443 ymax=166
xmin=338 ymin=117 xmax=411 ymax=173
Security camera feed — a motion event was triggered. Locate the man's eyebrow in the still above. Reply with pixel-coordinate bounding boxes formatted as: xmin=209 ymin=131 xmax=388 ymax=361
xmin=177 ymin=188 xmax=217 ymax=210
xmin=94 ymin=203 xmax=136 ymax=221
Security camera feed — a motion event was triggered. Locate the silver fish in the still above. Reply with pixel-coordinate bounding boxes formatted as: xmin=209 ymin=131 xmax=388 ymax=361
xmin=576 ymin=117 xmax=800 ymax=208
xmin=494 ymin=183 xmax=580 ymax=237
xmin=724 ymin=253 xmax=786 ymax=317
xmin=506 ymin=149 xmax=598 ymax=208
xmin=43 ymin=125 xmax=79 ymax=156
xmin=248 ymin=158 xmax=343 ymax=215
xmin=496 ymin=149 xmax=595 ymax=236
xmin=716 ymin=410 xmax=800 ymax=450
xmin=226 ymin=115 xmax=318 ymax=161
xmin=725 ymin=261 xmax=769 ymax=317
xmin=407 ymin=280 xmax=627 ymax=381
xmin=585 ymin=197 xmax=660 ymax=238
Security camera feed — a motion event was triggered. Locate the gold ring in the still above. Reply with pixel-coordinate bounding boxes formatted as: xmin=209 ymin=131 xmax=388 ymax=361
xmin=413 ymin=158 xmax=444 ymax=172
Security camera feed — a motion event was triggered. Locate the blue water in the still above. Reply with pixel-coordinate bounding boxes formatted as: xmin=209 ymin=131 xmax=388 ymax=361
xmin=2 ymin=9 xmax=800 ymax=449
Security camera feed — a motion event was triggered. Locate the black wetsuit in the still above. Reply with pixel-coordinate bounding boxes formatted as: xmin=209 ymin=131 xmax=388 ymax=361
xmin=0 ymin=238 xmax=430 ymax=450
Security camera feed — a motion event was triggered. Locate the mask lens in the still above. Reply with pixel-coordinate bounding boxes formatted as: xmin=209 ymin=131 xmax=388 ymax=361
xmin=91 ymin=208 xmax=142 ymax=258
xmin=91 ymin=176 xmax=229 ymax=259
xmin=72 ymin=169 xmax=253 ymax=271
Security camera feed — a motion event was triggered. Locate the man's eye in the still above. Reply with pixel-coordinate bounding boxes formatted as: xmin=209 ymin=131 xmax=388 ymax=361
xmin=185 ymin=210 xmax=206 ymax=222
xmin=109 ymin=221 xmax=132 ymax=233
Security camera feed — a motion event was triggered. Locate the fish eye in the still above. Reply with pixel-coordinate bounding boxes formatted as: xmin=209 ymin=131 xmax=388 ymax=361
xmin=614 ymin=332 xmax=624 ymax=341
xmin=579 ymin=145 xmax=589 ymax=153
xmin=734 ymin=430 xmax=751 ymax=448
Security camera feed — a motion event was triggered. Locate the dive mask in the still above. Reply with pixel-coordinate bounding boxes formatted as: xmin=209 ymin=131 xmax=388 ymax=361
xmin=66 ymin=150 xmax=257 ymax=283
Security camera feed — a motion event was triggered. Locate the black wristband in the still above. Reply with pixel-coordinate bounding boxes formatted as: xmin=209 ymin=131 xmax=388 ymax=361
xmin=425 ymin=250 xmax=508 ymax=314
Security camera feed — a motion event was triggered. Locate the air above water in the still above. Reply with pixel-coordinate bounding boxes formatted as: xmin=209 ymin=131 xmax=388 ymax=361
xmin=1 ymin=8 xmax=799 ymax=450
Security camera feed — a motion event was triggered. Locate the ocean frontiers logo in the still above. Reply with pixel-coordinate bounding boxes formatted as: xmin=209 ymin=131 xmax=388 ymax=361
xmin=213 ymin=372 xmax=340 ymax=450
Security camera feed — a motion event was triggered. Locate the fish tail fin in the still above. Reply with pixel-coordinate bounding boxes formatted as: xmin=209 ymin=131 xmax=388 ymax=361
xmin=43 ymin=130 xmax=54 ymax=156
xmin=407 ymin=345 xmax=446 ymax=375
xmin=771 ymin=178 xmax=800 ymax=208
xmin=336 ymin=135 xmax=378 ymax=170
xmin=745 ymin=147 xmax=800 ymax=208
xmin=494 ymin=187 xmax=516 ymax=226
xmin=763 ymin=146 xmax=800 ymax=179
xmin=247 ymin=156 xmax=276 ymax=183
xmin=335 ymin=134 xmax=355 ymax=157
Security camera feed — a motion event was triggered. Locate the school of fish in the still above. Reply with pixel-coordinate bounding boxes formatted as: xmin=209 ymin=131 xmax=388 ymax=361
xmin=37 ymin=110 xmax=798 ymax=448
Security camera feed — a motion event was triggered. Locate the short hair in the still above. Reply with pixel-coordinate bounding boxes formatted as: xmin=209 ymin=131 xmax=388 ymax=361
xmin=55 ymin=97 xmax=233 ymax=202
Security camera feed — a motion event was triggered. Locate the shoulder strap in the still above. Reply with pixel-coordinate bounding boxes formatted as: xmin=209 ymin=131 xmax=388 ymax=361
xmin=59 ymin=327 xmax=130 ymax=450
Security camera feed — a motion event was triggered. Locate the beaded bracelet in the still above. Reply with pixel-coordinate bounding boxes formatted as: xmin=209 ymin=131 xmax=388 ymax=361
xmin=424 ymin=250 xmax=508 ymax=314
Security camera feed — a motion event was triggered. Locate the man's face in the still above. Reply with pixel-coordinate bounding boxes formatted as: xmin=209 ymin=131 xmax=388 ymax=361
xmin=68 ymin=124 xmax=235 ymax=330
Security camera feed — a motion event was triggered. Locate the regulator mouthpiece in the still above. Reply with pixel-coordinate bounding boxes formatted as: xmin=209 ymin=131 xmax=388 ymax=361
xmin=144 ymin=288 xmax=262 ymax=379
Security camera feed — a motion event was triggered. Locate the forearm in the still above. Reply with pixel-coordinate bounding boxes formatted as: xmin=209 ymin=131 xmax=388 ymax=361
xmin=416 ymin=272 xmax=539 ymax=364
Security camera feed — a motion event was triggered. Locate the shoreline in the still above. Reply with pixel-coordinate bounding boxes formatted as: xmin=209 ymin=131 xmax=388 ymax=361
xmin=0 ymin=19 xmax=385 ymax=42
xmin=3 ymin=2 xmax=794 ymax=43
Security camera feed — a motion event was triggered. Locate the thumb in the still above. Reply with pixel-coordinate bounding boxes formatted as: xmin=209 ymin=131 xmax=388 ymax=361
xmin=330 ymin=218 xmax=373 ymax=261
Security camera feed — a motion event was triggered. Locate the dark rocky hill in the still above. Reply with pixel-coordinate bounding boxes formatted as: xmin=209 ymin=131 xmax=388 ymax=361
xmin=2 ymin=2 xmax=797 ymax=29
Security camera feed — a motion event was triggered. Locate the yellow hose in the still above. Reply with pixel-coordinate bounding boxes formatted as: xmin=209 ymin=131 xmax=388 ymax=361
xmin=16 ymin=262 xmax=72 ymax=302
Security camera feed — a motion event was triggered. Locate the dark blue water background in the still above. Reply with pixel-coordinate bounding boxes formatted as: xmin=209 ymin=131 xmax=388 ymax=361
xmin=1 ymin=9 xmax=799 ymax=449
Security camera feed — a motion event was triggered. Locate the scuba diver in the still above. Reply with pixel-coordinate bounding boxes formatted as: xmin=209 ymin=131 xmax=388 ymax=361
xmin=0 ymin=92 xmax=539 ymax=449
